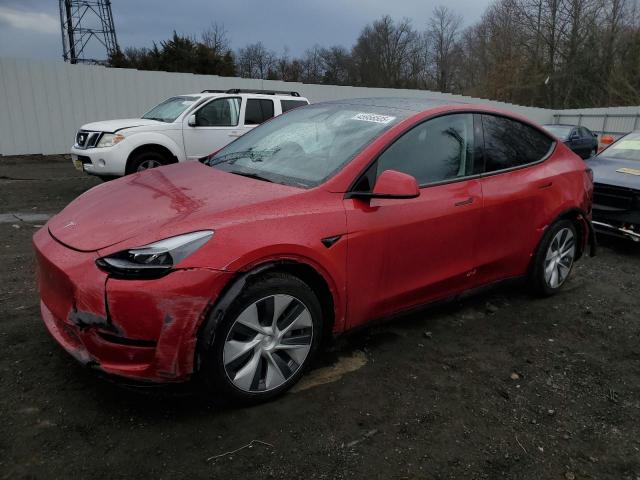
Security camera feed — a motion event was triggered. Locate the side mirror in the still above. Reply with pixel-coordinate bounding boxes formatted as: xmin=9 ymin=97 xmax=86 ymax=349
xmin=350 ymin=170 xmax=420 ymax=200
xmin=187 ymin=114 xmax=196 ymax=127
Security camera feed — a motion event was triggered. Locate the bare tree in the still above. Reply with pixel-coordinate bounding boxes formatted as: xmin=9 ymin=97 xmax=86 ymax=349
xmin=201 ymin=22 xmax=231 ymax=56
xmin=426 ymin=6 xmax=463 ymax=92
xmin=352 ymin=15 xmax=421 ymax=87
xmin=236 ymin=42 xmax=275 ymax=79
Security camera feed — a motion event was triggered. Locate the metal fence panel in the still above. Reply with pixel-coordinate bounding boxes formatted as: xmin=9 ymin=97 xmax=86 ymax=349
xmin=2 ymin=57 xmax=638 ymax=156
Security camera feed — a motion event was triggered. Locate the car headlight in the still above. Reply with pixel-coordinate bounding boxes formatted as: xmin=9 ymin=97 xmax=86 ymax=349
xmin=96 ymin=133 xmax=125 ymax=148
xmin=96 ymin=231 xmax=213 ymax=278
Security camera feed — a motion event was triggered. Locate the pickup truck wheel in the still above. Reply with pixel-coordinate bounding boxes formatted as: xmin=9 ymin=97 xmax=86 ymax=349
xmin=127 ymin=151 xmax=170 ymax=174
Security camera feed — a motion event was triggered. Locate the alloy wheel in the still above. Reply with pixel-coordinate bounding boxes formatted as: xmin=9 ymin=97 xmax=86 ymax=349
xmin=137 ymin=159 xmax=163 ymax=171
xmin=223 ymin=294 xmax=313 ymax=393
xmin=544 ymin=227 xmax=575 ymax=288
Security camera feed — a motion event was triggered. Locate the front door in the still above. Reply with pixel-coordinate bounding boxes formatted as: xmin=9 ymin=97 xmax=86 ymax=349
xmin=183 ymin=97 xmax=243 ymax=160
xmin=344 ymin=113 xmax=483 ymax=329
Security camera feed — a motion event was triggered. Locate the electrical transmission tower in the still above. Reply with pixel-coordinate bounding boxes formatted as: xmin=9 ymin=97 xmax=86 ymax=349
xmin=58 ymin=0 xmax=119 ymax=64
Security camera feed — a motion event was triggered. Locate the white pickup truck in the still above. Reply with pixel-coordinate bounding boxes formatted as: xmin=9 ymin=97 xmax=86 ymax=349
xmin=70 ymin=89 xmax=309 ymax=179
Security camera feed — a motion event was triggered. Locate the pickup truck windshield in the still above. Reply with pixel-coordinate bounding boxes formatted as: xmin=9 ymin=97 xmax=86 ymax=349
xmin=209 ymin=104 xmax=405 ymax=187
xmin=142 ymin=96 xmax=199 ymax=123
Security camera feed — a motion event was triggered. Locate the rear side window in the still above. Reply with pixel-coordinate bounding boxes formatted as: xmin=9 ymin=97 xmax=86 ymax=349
xmin=376 ymin=113 xmax=475 ymax=185
xmin=482 ymin=115 xmax=553 ymax=173
xmin=245 ymin=99 xmax=275 ymax=125
xmin=579 ymin=127 xmax=591 ymax=137
xmin=281 ymin=100 xmax=308 ymax=113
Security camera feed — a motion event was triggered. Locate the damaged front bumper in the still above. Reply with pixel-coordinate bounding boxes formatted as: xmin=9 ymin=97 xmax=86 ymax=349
xmin=592 ymin=183 xmax=640 ymax=242
xmin=592 ymin=220 xmax=640 ymax=242
xmin=33 ymin=227 xmax=232 ymax=383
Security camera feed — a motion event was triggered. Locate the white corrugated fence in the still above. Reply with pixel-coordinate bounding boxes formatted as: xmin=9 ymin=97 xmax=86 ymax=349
xmin=1 ymin=57 xmax=638 ymax=156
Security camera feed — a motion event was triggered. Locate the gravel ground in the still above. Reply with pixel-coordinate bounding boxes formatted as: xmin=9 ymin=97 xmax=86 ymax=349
xmin=1 ymin=155 xmax=639 ymax=480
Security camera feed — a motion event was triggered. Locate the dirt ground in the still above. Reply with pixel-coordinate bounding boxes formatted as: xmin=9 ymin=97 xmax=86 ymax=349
xmin=1 ymin=155 xmax=639 ymax=480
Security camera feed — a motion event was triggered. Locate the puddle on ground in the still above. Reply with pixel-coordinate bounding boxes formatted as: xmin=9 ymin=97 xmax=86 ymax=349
xmin=291 ymin=350 xmax=367 ymax=393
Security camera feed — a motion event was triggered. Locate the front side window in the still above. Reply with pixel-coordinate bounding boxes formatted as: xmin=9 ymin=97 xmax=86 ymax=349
xmin=195 ymin=97 xmax=240 ymax=127
xmin=142 ymin=96 xmax=199 ymax=123
xmin=245 ymin=99 xmax=275 ymax=125
xmin=376 ymin=114 xmax=475 ymax=185
xmin=483 ymin=115 xmax=554 ymax=172
xmin=209 ymin=104 xmax=405 ymax=187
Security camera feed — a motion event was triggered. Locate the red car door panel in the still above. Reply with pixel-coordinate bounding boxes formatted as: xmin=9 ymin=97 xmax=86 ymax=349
xmin=474 ymin=114 xmax=558 ymax=285
xmin=345 ymin=179 xmax=482 ymax=329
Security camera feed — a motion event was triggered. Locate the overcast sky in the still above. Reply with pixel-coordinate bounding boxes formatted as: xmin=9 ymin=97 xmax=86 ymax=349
xmin=0 ymin=0 xmax=491 ymax=62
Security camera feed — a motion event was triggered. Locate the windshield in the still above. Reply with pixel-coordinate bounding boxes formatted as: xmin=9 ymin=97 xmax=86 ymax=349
xmin=209 ymin=104 xmax=405 ymax=187
xmin=542 ymin=125 xmax=572 ymax=139
xmin=142 ymin=96 xmax=199 ymax=122
xmin=603 ymin=133 xmax=640 ymax=162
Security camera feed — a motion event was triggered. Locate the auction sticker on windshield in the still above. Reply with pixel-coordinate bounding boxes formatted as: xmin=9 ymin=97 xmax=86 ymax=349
xmin=352 ymin=113 xmax=396 ymax=124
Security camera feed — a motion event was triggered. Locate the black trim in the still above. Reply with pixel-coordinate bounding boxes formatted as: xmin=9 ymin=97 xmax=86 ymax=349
xmin=97 ymin=332 xmax=157 ymax=347
xmin=321 ymin=235 xmax=342 ymax=248
xmin=346 ymin=191 xmax=420 ymax=200
xmin=225 ymin=88 xmax=300 ymax=97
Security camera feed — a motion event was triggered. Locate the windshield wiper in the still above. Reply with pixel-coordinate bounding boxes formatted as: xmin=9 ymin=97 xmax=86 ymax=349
xmin=143 ymin=116 xmax=167 ymax=122
xmin=228 ymin=170 xmax=274 ymax=183
xmin=209 ymin=148 xmax=279 ymax=166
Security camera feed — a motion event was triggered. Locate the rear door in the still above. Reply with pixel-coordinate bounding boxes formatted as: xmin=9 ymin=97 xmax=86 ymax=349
xmin=345 ymin=113 xmax=484 ymax=328
xmin=475 ymin=114 xmax=556 ymax=284
xmin=183 ymin=96 xmax=242 ymax=160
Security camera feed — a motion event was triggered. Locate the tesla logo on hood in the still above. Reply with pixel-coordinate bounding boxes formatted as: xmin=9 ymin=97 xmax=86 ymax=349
xmin=63 ymin=221 xmax=77 ymax=229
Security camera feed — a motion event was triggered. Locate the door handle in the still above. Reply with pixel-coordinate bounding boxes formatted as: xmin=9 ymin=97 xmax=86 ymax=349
xmin=455 ymin=197 xmax=474 ymax=207
xmin=538 ymin=181 xmax=553 ymax=189
xmin=228 ymin=132 xmax=242 ymax=138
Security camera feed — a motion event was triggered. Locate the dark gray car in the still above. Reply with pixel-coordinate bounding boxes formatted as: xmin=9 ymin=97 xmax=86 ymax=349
xmin=586 ymin=132 xmax=640 ymax=242
xmin=542 ymin=124 xmax=598 ymax=159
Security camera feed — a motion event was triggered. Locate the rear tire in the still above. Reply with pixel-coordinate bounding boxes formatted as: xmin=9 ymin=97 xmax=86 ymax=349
xmin=126 ymin=150 xmax=171 ymax=174
xmin=530 ymin=219 xmax=578 ymax=296
xmin=197 ymin=272 xmax=323 ymax=405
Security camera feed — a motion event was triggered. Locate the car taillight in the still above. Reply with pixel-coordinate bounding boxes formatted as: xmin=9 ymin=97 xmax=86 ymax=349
xmin=598 ymin=134 xmax=615 ymax=152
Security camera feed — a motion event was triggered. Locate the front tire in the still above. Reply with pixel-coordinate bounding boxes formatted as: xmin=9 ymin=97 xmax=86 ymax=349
xmin=530 ymin=220 xmax=578 ymax=296
xmin=198 ymin=273 xmax=323 ymax=404
xmin=126 ymin=150 xmax=170 ymax=174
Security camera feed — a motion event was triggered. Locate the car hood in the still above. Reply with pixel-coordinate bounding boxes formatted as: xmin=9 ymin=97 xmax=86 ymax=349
xmin=586 ymin=155 xmax=640 ymax=190
xmin=81 ymin=118 xmax=165 ymax=132
xmin=48 ymin=162 xmax=305 ymax=251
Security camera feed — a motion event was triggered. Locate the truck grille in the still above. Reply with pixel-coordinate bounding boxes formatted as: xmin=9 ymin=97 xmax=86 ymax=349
xmin=593 ymin=183 xmax=639 ymax=212
xmin=75 ymin=130 xmax=101 ymax=149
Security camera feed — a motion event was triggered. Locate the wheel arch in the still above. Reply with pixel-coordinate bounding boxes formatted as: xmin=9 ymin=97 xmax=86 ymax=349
xmin=196 ymin=259 xmax=341 ymax=369
xmin=544 ymin=207 xmax=595 ymax=261
xmin=125 ymin=143 xmax=180 ymax=174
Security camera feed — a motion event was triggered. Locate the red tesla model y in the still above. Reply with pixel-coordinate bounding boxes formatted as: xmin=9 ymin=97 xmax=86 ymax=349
xmin=34 ymin=98 xmax=595 ymax=403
